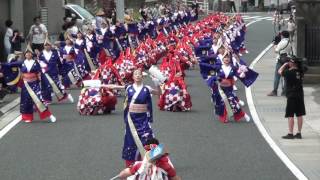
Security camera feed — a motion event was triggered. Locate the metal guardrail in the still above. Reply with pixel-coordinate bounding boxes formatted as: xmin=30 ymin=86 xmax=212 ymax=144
xmin=305 ymin=25 xmax=320 ymax=65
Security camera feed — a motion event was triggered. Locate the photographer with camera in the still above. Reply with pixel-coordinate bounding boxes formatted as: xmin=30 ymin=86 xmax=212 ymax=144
xmin=268 ymin=30 xmax=292 ymax=96
xmin=278 ymin=56 xmax=306 ymax=139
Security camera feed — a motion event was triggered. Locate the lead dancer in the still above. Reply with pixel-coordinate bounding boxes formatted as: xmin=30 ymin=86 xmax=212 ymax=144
xmin=106 ymin=69 xmax=160 ymax=167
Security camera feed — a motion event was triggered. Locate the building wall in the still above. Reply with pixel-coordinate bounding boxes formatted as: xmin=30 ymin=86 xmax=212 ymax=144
xmin=0 ymin=0 xmax=10 ymax=61
xmin=22 ymin=0 xmax=65 ymax=39
xmin=46 ymin=0 xmax=65 ymax=37
xmin=296 ymin=0 xmax=320 ymax=65
xmin=23 ymin=0 xmax=41 ymax=36
xmin=10 ymin=0 xmax=24 ymax=34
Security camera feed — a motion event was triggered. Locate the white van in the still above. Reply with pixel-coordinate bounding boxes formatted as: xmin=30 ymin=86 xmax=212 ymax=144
xmin=64 ymin=4 xmax=95 ymax=25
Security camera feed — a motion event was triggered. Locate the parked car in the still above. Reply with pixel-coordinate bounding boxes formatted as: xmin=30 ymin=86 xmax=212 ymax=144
xmin=64 ymin=4 xmax=95 ymax=25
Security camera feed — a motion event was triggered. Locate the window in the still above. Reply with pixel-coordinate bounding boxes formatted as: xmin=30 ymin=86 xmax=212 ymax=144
xmin=69 ymin=4 xmax=94 ymax=20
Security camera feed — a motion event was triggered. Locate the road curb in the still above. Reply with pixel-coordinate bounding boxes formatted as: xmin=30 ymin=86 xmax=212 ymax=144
xmin=0 ymin=98 xmax=20 ymax=132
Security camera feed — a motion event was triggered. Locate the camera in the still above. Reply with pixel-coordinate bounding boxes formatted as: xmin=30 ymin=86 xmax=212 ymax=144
xmin=272 ymin=33 xmax=282 ymax=45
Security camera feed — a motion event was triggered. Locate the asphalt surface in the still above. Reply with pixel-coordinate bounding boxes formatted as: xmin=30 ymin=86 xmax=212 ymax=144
xmin=0 ymin=13 xmax=297 ymax=180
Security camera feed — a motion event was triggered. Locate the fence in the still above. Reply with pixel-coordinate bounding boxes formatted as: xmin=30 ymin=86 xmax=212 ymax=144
xmin=305 ymin=25 xmax=320 ymax=65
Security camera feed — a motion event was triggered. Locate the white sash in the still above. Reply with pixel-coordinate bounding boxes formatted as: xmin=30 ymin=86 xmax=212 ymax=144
xmin=218 ymin=85 xmax=233 ymax=119
xmin=115 ymin=38 xmax=123 ymax=52
xmin=23 ymin=81 xmax=47 ymax=113
xmin=84 ymin=49 xmax=96 ymax=71
xmin=104 ymin=48 xmax=111 ymax=56
xmin=128 ymin=35 xmax=133 ymax=48
xmin=44 ymin=73 xmax=64 ymax=100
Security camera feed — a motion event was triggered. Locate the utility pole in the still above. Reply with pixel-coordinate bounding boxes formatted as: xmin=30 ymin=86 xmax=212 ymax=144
xmin=116 ymin=0 xmax=125 ymax=22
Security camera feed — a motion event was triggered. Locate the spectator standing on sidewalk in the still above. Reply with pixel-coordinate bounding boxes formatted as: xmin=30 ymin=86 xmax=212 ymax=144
xmin=139 ymin=5 xmax=148 ymax=21
xmin=267 ymin=30 xmax=292 ymax=97
xmin=221 ymin=0 xmax=229 ymax=12
xmin=229 ymin=0 xmax=237 ymax=13
xmin=278 ymin=56 xmax=305 ymax=139
xmin=10 ymin=29 xmax=25 ymax=53
xmin=287 ymin=15 xmax=296 ymax=42
xmin=0 ymin=71 xmax=7 ymax=103
xmin=4 ymin=19 xmax=13 ymax=57
xmin=275 ymin=10 xmax=286 ymax=32
xmin=241 ymin=0 xmax=248 ymax=12
xmin=27 ymin=16 xmax=48 ymax=52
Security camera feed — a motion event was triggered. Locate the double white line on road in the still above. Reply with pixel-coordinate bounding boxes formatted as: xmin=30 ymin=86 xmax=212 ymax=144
xmin=242 ymin=15 xmax=262 ymax=19
xmin=246 ymin=44 xmax=308 ymax=180
xmin=242 ymin=16 xmax=274 ymax=22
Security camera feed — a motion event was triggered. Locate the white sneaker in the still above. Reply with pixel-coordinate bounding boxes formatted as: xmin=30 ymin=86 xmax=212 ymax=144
xmin=67 ymin=94 xmax=74 ymax=103
xmin=49 ymin=115 xmax=56 ymax=123
xmin=245 ymin=50 xmax=249 ymax=54
xmin=244 ymin=113 xmax=251 ymax=122
xmin=239 ymin=100 xmax=245 ymax=107
xmin=233 ymin=85 xmax=238 ymax=91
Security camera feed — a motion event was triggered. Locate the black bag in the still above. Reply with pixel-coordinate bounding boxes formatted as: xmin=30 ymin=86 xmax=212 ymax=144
xmin=273 ymin=34 xmax=282 ymax=45
xmin=279 ymin=53 xmax=289 ymax=64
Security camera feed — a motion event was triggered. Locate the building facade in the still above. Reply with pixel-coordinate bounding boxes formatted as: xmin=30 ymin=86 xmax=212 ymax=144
xmin=295 ymin=0 xmax=320 ymax=83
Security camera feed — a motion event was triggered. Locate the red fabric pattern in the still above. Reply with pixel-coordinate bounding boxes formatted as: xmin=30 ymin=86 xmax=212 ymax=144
xmin=22 ymin=114 xmax=33 ymax=121
xmin=234 ymin=110 xmax=245 ymax=122
xmin=39 ymin=109 xmax=52 ymax=120
xmin=129 ymin=155 xmax=177 ymax=177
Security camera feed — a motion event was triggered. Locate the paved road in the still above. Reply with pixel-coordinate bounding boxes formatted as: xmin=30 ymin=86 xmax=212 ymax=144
xmin=0 ymin=13 xmax=297 ymax=180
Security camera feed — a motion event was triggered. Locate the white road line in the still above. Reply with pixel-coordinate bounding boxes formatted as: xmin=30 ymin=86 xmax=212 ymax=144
xmin=243 ymin=16 xmax=262 ymax=19
xmin=246 ymin=20 xmax=262 ymax=27
xmin=256 ymin=17 xmax=273 ymax=20
xmin=246 ymin=43 xmax=309 ymax=180
xmin=0 ymin=116 xmax=21 ymax=139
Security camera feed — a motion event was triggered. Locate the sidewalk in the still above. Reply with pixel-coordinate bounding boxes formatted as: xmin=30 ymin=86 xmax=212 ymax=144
xmin=252 ymin=49 xmax=320 ymax=180
xmin=0 ymin=93 xmax=20 ymax=131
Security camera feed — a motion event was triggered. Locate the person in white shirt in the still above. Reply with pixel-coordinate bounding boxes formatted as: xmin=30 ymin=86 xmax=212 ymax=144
xmin=4 ymin=20 xmax=13 ymax=56
xmin=28 ymin=16 xmax=48 ymax=52
xmin=268 ymin=31 xmax=292 ymax=96
xmin=287 ymin=16 xmax=296 ymax=42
